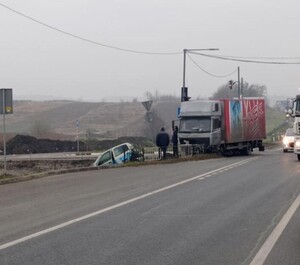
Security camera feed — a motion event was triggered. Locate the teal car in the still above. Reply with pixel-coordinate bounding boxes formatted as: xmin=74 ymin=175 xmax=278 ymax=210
xmin=93 ymin=143 xmax=134 ymax=167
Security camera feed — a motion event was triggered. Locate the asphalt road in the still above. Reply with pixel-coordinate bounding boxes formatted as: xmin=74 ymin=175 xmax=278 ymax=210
xmin=0 ymin=148 xmax=299 ymax=265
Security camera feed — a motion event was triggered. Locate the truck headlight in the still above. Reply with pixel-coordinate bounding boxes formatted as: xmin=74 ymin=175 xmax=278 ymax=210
xmin=295 ymin=140 xmax=300 ymax=147
xmin=283 ymin=138 xmax=289 ymax=145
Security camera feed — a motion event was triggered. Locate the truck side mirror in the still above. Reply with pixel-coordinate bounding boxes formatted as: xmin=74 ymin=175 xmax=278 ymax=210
xmin=213 ymin=103 xmax=219 ymax=112
xmin=287 ymin=108 xmax=294 ymax=117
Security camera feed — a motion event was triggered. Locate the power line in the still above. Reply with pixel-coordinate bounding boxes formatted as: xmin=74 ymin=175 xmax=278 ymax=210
xmin=0 ymin=2 xmax=181 ymax=55
xmin=187 ymin=54 xmax=237 ymax=78
xmin=2 ymin=2 xmax=300 ymax=62
xmin=205 ymin=54 xmax=300 ymax=60
xmin=189 ymin=52 xmax=300 ymax=65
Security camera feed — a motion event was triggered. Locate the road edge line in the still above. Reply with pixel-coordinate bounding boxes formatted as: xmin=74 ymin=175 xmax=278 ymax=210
xmin=249 ymin=193 xmax=300 ymax=265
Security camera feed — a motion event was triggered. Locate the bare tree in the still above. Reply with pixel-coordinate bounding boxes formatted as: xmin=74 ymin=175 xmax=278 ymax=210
xmin=144 ymin=90 xmax=179 ymax=102
xmin=30 ymin=120 xmax=52 ymax=138
xmin=211 ymin=82 xmax=267 ymax=100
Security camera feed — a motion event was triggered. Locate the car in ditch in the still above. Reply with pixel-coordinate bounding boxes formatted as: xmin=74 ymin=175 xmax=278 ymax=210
xmin=93 ymin=143 xmax=142 ymax=167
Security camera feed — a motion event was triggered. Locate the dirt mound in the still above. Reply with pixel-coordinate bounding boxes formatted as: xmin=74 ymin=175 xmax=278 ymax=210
xmin=6 ymin=135 xmax=82 ymax=154
xmin=5 ymin=135 xmax=155 ymax=154
xmin=89 ymin=136 xmax=154 ymax=151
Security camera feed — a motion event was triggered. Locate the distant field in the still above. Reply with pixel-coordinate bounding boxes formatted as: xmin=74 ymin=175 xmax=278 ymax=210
xmin=5 ymin=100 xmax=146 ymax=137
xmin=2 ymin=100 xmax=286 ymax=141
xmin=265 ymin=105 xmax=290 ymax=136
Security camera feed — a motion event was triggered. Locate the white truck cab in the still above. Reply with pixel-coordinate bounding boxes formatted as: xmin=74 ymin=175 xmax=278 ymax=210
xmin=288 ymin=95 xmax=300 ymax=161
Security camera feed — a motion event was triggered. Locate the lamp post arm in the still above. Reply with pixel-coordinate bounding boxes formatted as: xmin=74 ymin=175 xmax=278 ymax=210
xmin=181 ymin=48 xmax=219 ymax=102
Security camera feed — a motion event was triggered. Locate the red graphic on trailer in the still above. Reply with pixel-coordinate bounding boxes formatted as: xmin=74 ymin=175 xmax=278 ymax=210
xmin=242 ymin=99 xmax=266 ymax=140
xmin=223 ymin=99 xmax=266 ymax=143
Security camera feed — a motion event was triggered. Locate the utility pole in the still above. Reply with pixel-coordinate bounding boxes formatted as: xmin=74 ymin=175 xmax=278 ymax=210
xmin=76 ymin=119 xmax=79 ymax=154
xmin=2 ymin=90 xmax=6 ymax=171
xmin=183 ymin=49 xmax=187 ymax=89
xmin=238 ymin=66 xmax=241 ymax=99
xmin=181 ymin=49 xmax=188 ymax=102
xmin=241 ymin=77 xmax=244 ymax=99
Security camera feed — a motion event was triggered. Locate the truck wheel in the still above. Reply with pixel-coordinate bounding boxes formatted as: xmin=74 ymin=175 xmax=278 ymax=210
xmin=298 ymin=154 xmax=300 ymax=161
xmin=243 ymin=144 xmax=252 ymax=156
xmin=220 ymin=146 xmax=226 ymax=156
xmin=259 ymin=146 xmax=265 ymax=152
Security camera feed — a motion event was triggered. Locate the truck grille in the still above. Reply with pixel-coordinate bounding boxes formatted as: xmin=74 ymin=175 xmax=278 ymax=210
xmin=297 ymin=122 xmax=300 ymax=134
xmin=180 ymin=137 xmax=210 ymax=146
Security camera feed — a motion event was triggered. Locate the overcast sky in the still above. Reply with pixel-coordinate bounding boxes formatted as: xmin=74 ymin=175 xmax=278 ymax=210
xmin=0 ymin=0 xmax=299 ymax=102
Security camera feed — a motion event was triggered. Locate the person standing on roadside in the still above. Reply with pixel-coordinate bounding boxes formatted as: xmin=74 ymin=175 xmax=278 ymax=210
xmin=172 ymin=126 xmax=179 ymax=158
xmin=156 ymin=127 xmax=170 ymax=159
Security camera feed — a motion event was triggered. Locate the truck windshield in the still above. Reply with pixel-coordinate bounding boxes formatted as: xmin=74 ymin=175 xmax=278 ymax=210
xmin=296 ymin=99 xmax=300 ymax=116
xmin=180 ymin=117 xmax=211 ymax=133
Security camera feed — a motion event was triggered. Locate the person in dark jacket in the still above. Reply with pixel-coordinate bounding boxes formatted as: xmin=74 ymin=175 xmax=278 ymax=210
xmin=172 ymin=126 xmax=179 ymax=158
xmin=156 ymin=127 xmax=170 ymax=159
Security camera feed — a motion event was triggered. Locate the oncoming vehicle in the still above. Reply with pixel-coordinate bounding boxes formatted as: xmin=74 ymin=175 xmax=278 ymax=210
xmin=282 ymin=128 xmax=295 ymax=152
xmin=93 ymin=143 xmax=134 ymax=167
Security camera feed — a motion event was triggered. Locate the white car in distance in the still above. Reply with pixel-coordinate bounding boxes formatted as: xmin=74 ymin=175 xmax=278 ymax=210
xmin=283 ymin=128 xmax=295 ymax=152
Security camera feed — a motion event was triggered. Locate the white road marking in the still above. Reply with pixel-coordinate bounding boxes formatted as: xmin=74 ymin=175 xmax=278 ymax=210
xmin=249 ymin=193 xmax=300 ymax=265
xmin=0 ymin=157 xmax=257 ymax=251
xmin=196 ymin=158 xmax=256 ymax=180
xmin=274 ymin=147 xmax=282 ymax=151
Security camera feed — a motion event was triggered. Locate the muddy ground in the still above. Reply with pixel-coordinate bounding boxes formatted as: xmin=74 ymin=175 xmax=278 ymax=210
xmin=0 ymin=159 xmax=95 ymax=181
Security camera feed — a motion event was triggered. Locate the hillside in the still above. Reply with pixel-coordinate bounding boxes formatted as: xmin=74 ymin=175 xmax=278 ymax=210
xmin=1 ymin=100 xmax=286 ymax=143
xmin=3 ymin=100 xmax=179 ymax=141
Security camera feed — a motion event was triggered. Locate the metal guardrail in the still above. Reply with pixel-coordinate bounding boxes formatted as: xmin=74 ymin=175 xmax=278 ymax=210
xmin=142 ymin=147 xmax=160 ymax=161
xmin=142 ymin=144 xmax=194 ymax=161
xmin=179 ymin=144 xmax=194 ymax=157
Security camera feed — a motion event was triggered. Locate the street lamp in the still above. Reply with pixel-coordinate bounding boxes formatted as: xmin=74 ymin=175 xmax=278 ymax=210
xmin=181 ymin=48 xmax=219 ymax=102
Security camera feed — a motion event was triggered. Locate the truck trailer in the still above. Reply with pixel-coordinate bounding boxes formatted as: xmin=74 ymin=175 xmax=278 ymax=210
xmin=178 ymin=98 xmax=266 ymax=155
